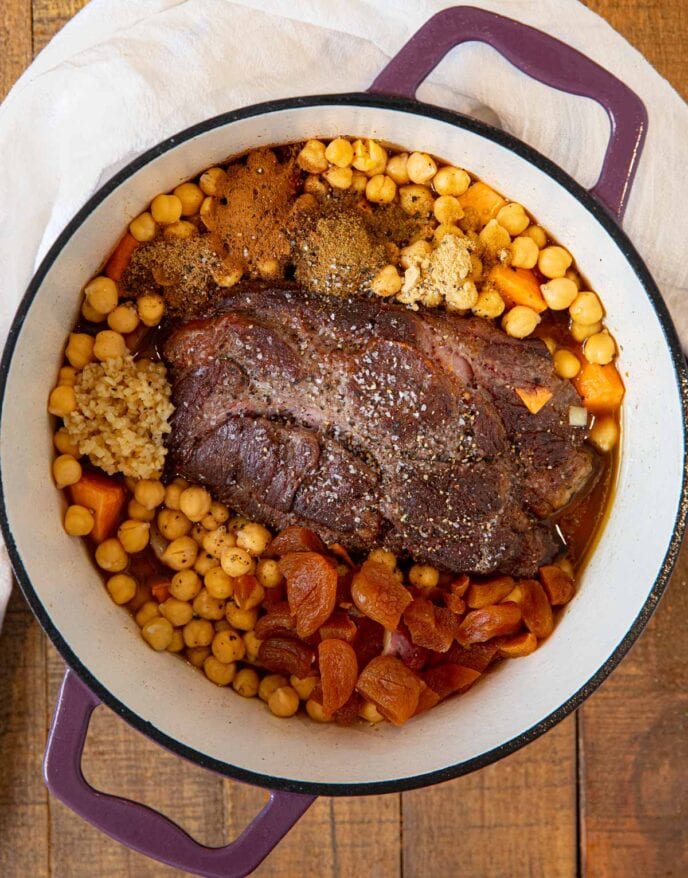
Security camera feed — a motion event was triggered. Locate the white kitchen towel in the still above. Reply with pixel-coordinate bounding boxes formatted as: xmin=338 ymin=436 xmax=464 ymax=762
xmin=0 ymin=0 xmax=686 ymax=627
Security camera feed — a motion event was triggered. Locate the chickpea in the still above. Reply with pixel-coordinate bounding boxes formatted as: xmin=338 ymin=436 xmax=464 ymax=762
xmin=433 ymin=195 xmax=463 ymax=225
xmin=385 ymin=153 xmax=409 ymax=185
xmin=65 ymin=333 xmax=94 ymax=370
xmin=164 ymin=480 xmax=186 ymax=510
xmin=84 ymin=276 xmax=118 ymax=315
xmin=371 ymin=264 xmax=402 ymax=298
xmin=433 ymin=165 xmax=471 ymax=196
xmin=565 ymin=269 xmax=582 ymax=289
xmin=227 ymin=515 xmax=250 ymax=533
xmin=502 ymin=305 xmax=541 ymax=339
xmin=167 ymin=629 xmax=185 ymax=653
xmin=57 ymin=366 xmax=77 ymax=387
xmin=478 ymin=219 xmax=511 ymax=254
xmin=290 ymin=675 xmax=318 ymax=700
xmin=303 ymin=174 xmax=329 ymax=197
xmin=542 ymin=337 xmax=557 ymax=355
xmin=199 ymin=196 xmax=216 ymax=230
xmin=212 ymin=628 xmax=245 ymax=663
xmin=221 ymin=546 xmax=254 ymax=577
xmin=368 ymin=548 xmax=397 ymax=571
xmin=433 ymin=223 xmax=463 ymax=245
xmin=194 ymin=550 xmax=220 ymax=577
xmin=106 ymin=573 xmax=137 ymax=605
xmin=584 ymin=331 xmax=616 ymax=365
xmin=161 ymin=536 xmax=198 ymax=571
xmin=233 ymin=668 xmax=260 ymax=698
xmin=117 ymin=519 xmax=150 ymax=554
xmin=297 ymin=140 xmax=328 ymax=174
xmin=209 ymin=501 xmax=229 ymax=525
xmin=164 ymin=220 xmax=197 ymax=241
xmin=409 ymin=564 xmax=440 ymax=588
xmin=158 ymin=508 xmax=192 ymax=540
xmin=570 ymin=291 xmax=604 ymax=325
xmin=137 ymin=293 xmax=165 ymax=327
xmin=306 ymin=700 xmax=333 ymax=722
xmin=48 ymin=385 xmax=77 ymax=418
xmin=234 ymin=579 xmax=264 ymax=611
xmin=135 ymin=600 xmax=160 ymax=627
xmin=160 ymin=597 xmax=194 ymax=627
xmin=538 ymin=245 xmax=572 ymax=279
xmin=472 ymin=288 xmax=505 ymax=320
xmin=179 ymin=486 xmax=212 ymax=523
xmin=268 ymin=686 xmax=300 ymax=718
xmin=129 ymin=212 xmax=158 ymax=243
xmin=541 ymin=277 xmax=578 ymax=311
xmin=323 ymin=166 xmax=352 ymax=190
xmin=203 ymin=655 xmax=236 ymax=686
xmin=170 ymin=569 xmax=202 ymax=602
xmin=183 ymin=618 xmax=214 ymax=648
xmin=80 ymin=297 xmax=106 ymax=324
xmin=399 ymin=184 xmax=434 ymax=217
xmin=225 ymin=603 xmax=258 ymax=631
xmin=324 ymin=137 xmax=353 ymax=167
xmin=257 ymin=258 xmax=281 ymax=280
xmin=352 ymin=139 xmax=387 ymax=176
xmin=93 ymin=330 xmax=126 ymax=361
xmin=95 ymin=538 xmax=128 ymax=573
xmin=199 ymin=167 xmax=227 ymax=196
xmin=259 ymin=673 xmax=289 ymax=703
xmin=400 ymin=240 xmax=433 ymax=269
xmin=134 ymin=479 xmax=165 ymax=510
xmin=570 ymin=320 xmax=602 ymax=343
xmin=510 ymin=235 xmax=539 ymax=269
xmin=174 ymin=182 xmax=204 ymax=216
xmin=52 ymin=454 xmax=82 ymax=488
xmin=407 ymin=152 xmax=438 ymax=185
xmin=523 ymin=225 xmax=547 ymax=248
xmin=186 ymin=645 xmax=211 ymax=667
xmin=366 ymin=174 xmax=397 ymax=203
xmin=188 ymin=522 xmax=205 ymax=546
xmin=553 ymin=349 xmax=581 ymax=379
xmin=589 ymin=415 xmax=619 ymax=453
xmin=54 ymin=428 xmax=80 ymax=458
xmin=359 ymin=700 xmax=385 ymax=723
xmin=205 ymin=566 xmax=234 ymax=600
xmin=496 ymin=203 xmax=529 ymax=236
xmin=203 ymin=526 xmax=236 ymax=558
xmin=150 ymin=194 xmax=183 ymax=225
xmin=192 ymin=588 xmax=225 ymax=621
xmin=142 ymin=617 xmax=174 ymax=651
xmin=63 ymin=504 xmax=94 ymax=537
xmin=256 ymin=558 xmax=282 ymax=589
xmin=350 ymin=170 xmax=368 ymax=193
xmin=243 ymin=630 xmax=263 ymax=662
xmin=107 ymin=302 xmax=139 ymax=334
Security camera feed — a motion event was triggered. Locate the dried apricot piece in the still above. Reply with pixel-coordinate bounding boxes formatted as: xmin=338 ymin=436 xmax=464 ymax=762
xmin=329 ymin=543 xmax=355 ymax=568
xmin=351 ymin=616 xmax=386 ymax=669
xmin=403 ymin=598 xmax=457 ymax=652
xmin=456 ymin=602 xmax=522 ymax=647
xmin=517 ymin=580 xmax=554 ymax=638
xmin=319 ymin=610 xmax=357 ymax=643
xmin=414 ymin=680 xmax=441 ymax=715
xmin=539 ymin=565 xmax=575 ymax=605
xmin=259 ymin=637 xmax=315 ymax=678
xmin=497 ymin=631 xmax=538 ymax=658
xmin=351 ymin=560 xmax=412 ymax=630
xmin=440 ymin=641 xmax=499 ymax=672
xmin=233 ymin=574 xmax=264 ymax=610
xmin=356 ymin=655 xmax=422 ymax=725
xmin=269 ymin=526 xmax=327 ymax=556
xmin=466 ymin=576 xmax=515 ymax=609
xmin=280 ymin=552 xmax=338 ymax=639
xmin=383 ymin=626 xmax=429 ymax=671
xmin=422 ymin=664 xmax=481 ymax=700
xmin=334 ymin=692 xmax=363 ymax=725
xmin=254 ymin=602 xmax=295 ymax=639
xmin=449 ymin=574 xmax=470 ymax=597
xmin=319 ymin=639 xmax=359 ymax=714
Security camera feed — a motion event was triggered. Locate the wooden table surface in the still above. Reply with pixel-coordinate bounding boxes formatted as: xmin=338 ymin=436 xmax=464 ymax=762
xmin=1 ymin=2 xmax=686 ymax=876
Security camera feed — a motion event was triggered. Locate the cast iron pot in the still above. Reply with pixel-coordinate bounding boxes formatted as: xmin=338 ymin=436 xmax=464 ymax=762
xmin=1 ymin=7 xmax=686 ymax=877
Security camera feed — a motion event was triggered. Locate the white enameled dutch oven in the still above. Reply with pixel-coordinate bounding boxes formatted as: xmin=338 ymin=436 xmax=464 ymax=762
xmin=1 ymin=8 xmax=686 ymax=877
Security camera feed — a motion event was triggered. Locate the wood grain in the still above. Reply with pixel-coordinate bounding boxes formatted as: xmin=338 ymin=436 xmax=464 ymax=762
xmin=402 ymin=717 xmax=578 ymax=878
xmin=0 ymin=1 xmax=686 ymax=876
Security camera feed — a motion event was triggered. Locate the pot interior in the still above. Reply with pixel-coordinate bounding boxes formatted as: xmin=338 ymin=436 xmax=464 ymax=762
xmin=1 ymin=99 xmax=685 ymax=792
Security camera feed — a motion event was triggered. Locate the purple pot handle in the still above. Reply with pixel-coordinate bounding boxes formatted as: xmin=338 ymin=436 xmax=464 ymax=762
xmin=44 ymin=670 xmax=315 ymax=878
xmin=369 ymin=6 xmax=647 ymax=220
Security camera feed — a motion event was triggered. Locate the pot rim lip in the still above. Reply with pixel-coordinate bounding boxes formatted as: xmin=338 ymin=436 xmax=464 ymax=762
xmin=1 ymin=91 xmax=687 ymax=797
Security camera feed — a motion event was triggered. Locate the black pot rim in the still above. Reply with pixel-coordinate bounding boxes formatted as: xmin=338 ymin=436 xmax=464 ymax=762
xmin=1 ymin=92 xmax=687 ymax=798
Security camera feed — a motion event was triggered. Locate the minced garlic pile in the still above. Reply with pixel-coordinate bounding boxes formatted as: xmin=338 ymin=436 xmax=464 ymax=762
xmin=64 ymin=355 xmax=174 ymax=479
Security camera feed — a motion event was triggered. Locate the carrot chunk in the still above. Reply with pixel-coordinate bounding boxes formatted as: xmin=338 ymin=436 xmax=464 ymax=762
xmin=459 ymin=181 xmax=507 ymax=225
xmin=70 ymin=471 xmax=126 ymax=543
xmin=489 ymin=265 xmax=548 ymax=313
xmin=573 ymin=362 xmax=624 ymax=413
xmin=105 ymin=233 xmax=138 ymax=282
xmin=515 ymin=386 xmax=553 ymax=414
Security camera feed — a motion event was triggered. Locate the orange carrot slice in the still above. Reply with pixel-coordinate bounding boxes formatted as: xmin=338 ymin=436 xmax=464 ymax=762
xmin=489 ymin=265 xmax=547 ymax=313
xmin=573 ymin=362 xmax=625 ymax=413
xmin=70 ymin=471 xmax=126 ymax=543
xmin=105 ymin=233 xmax=138 ymax=282
xmin=515 ymin=386 xmax=553 ymax=414
xmin=458 ymin=181 xmax=507 ymax=225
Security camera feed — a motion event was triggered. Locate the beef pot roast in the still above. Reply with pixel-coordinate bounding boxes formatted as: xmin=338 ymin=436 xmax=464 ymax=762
xmin=163 ymin=281 xmax=599 ymax=575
